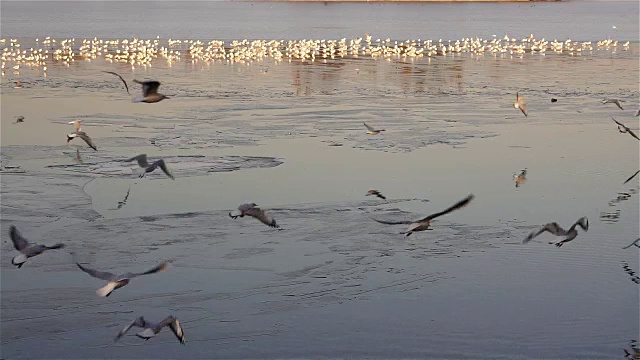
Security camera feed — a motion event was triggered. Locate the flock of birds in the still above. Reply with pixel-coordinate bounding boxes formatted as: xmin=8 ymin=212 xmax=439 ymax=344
xmin=0 ymin=34 xmax=631 ymax=73
xmin=5 ymin=35 xmax=640 ymax=350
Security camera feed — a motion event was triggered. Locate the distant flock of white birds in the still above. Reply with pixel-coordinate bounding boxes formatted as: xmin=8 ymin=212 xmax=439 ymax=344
xmin=0 ymin=34 xmax=630 ymax=74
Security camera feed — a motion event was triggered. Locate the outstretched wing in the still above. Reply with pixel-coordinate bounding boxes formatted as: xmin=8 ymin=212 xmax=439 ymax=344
xmin=363 ymin=122 xmax=376 ymax=132
xmin=622 ymin=238 xmax=640 ymax=249
xmin=612 ymin=117 xmax=626 ymax=129
xmin=159 ymin=316 xmax=185 ymax=345
xmin=126 ymin=154 xmax=149 ymax=168
xmin=154 ymin=159 xmax=175 ymax=180
xmin=77 ymin=132 xmax=97 ymax=151
xmin=519 ymin=103 xmax=528 ymax=117
xmin=421 ymin=194 xmax=475 ymax=222
xmin=614 ymin=100 xmax=624 ymax=110
xmin=623 ymin=170 xmax=640 ymax=184
xmin=244 ymin=207 xmax=279 ymax=228
xmin=45 ymin=243 xmax=65 ymax=250
xmin=523 ymin=222 xmax=567 ymax=244
xmin=103 ymin=71 xmax=130 ymax=94
xmin=626 ymin=128 xmax=640 ymax=141
xmin=371 ymin=218 xmax=414 ymax=225
xmin=114 ymin=317 xmax=146 ymax=342
xmin=76 ymin=263 xmax=117 ymax=280
xmin=9 ymin=225 xmax=30 ymax=251
xmin=129 ymin=261 xmax=169 ymax=278
xmin=134 ymin=80 xmax=161 ymax=97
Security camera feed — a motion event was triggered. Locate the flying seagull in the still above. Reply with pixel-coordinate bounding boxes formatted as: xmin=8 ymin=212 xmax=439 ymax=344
xmin=602 ymin=98 xmax=624 ymax=110
xmin=366 ymin=189 xmax=386 ymax=200
xmin=612 ymin=117 xmax=640 ymax=141
xmin=14 ymin=80 xmax=22 ymax=89
xmin=513 ymin=169 xmax=527 ymax=188
xmin=133 ymin=80 xmax=169 ymax=103
xmin=76 ymin=261 xmax=169 ymax=297
xmin=372 ymin=194 xmax=475 ymax=236
xmin=103 ymin=71 xmax=130 ymax=94
xmin=9 ymin=225 xmax=65 ymax=268
xmin=523 ymin=217 xmax=589 ymax=247
xmin=623 ymin=170 xmax=640 ymax=184
xmin=622 ymin=238 xmax=640 ymax=249
xmin=115 ymin=315 xmax=185 ymax=344
xmin=229 ymin=203 xmax=279 ymax=228
xmin=363 ymin=122 xmax=385 ymax=135
xmin=513 ymin=92 xmax=528 ymax=117
xmin=125 ymin=154 xmax=174 ymax=180
xmin=14 ymin=116 xmax=24 ymax=123
xmin=67 ymin=131 xmax=97 ymax=151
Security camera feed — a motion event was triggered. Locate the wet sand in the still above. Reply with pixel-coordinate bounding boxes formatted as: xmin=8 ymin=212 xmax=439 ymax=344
xmin=1 ymin=42 xmax=639 ymax=358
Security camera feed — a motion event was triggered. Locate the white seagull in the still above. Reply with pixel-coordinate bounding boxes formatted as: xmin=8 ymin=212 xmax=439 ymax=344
xmin=523 ymin=217 xmax=589 ymax=247
xmin=229 ymin=203 xmax=279 ymax=228
xmin=513 ymin=92 xmax=528 ymax=117
xmin=602 ymin=98 xmax=624 ymax=110
xmin=76 ymin=261 xmax=169 ymax=297
xmin=363 ymin=122 xmax=386 ymax=135
xmin=115 ymin=315 xmax=185 ymax=344
xmin=9 ymin=225 xmax=65 ymax=268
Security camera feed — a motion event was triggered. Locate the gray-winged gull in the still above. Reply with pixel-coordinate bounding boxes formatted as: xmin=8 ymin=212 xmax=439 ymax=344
xmin=229 ymin=203 xmax=279 ymax=228
xmin=366 ymin=189 xmax=386 ymax=200
xmin=115 ymin=315 xmax=185 ymax=344
xmin=602 ymin=98 xmax=624 ymax=110
xmin=76 ymin=261 xmax=169 ymax=297
xmin=612 ymin=117 xmax=640 ymax=141
xmin=523 ymin=217 xmax=589 ymax=247
xmin=133 ymin=80 xmax=169 ymax=103
xmin=363 ymin=122 xmax=385 ymax=135
xmin=125 ymin=154 xmax=175 ymax=180
xmin=372 ymin=194 xmax=475 ymax=236
xmin=9 ymin=225 xmax=65 ymax=268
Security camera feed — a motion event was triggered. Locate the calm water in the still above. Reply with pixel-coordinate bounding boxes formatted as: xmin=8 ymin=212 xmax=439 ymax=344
xmin=1 ymin=1 xmax=639 ymax=360
xmin=1 ymin=1 xmax=639 ymax=41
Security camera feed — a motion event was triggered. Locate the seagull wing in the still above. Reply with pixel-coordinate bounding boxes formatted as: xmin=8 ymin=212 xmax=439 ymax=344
xmin=622 ymin=238 xmax=640 ymax=249
xmin=363 ymin=122 xmax=376 ymax=132
xmin=523 ymin=222 xmax=567 ymax=244
xmin=519 ymin=103 xmax=528 ymax=117
xmin=114 ymin=317 xmax=146 ymax=342
xmin=371 ymin=218 xmax=414 ymax=225
xmin=128 ymin=261 xmax=169 ymax=278
xmin=76 ymin=263 xmax=117 ymax=281
xmin=626 ymin=128 xmax=640 ymax=141
xmin=614 ymin=100 xmax=624 ymax=110
xmin=103 ymin=71 xmax=130 ymax=94
xmin=76 ymin=132 xmax=97 ymax=151
xmin=135 ymin=80 xmax=161 ymax=96
xmin=244 ymin=207 xmax=279 ymax=228
xmin=158 ymin=316 xmax=185 ymax=345
xmin=611 ymin=117 xmax=626 ymax=129
xmin=154 ymin=159 xmax=175 ymax=180
xmin=44 ymin=243 xmax=65 ymax=250
xmin=126 ymin=154 xmax=149 ymax=168
xmin=9 ymin=225 xmax=30 ymax=251
xmin=623 ymin=170 xmax=640 ymax=184
xmin=420 ymin=194 xmax=475 ymax=222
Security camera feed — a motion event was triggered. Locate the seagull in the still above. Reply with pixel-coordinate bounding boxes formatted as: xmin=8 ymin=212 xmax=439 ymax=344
xmin=622 ymin=238 xmax=640 ymax=249
xmin=363 ymin=122 xmax=385 ymax=135
xmin=366 ymin=189 xmax=386 ymax=200
xmin=623 ymin=170 xmax=640 ymax=184
xmin=612 ymin=117 xmax=640 ymax=141
xmin=14 ymin=116 xmax=24 ymax=123
xmin=76 ymin=261 xmax=169 ymax=297
xmin=551 ymin=98 xmax=558 ymax=103
xmin=125 ymin=154 xmax=175 ymax=180
xmin=115 ymin=315 xmax=185 ymax=344
xmin=513 ymin=169 xmax=527 ymax=188
xmin=9 ymin=225 xmax=65 ymax=268
xmin=103 ymin=71 xmax=130 ymax=94
xmin=602 ymin=98 xmax=624 ymax=110
xmin=133 ymin=80 xmax=169 ymax=103
xmin=523 ymin=217 xmax=589 ymax=247
xmin=372 ymin=194 xmax=474 ymax=236
xmin=14 ymin=80 xmax=22 ymax=89
xmin=513 ymin=92 xmax=527 ymax=117
xmin=229 ymin=203 xmax=279 ymax=228
xmin=67 ymin=131 xmax=97 ymax=151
